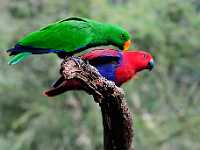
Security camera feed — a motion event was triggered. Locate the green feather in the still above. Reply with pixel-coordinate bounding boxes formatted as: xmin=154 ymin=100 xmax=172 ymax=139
xmin=17 ymin=17 xmax=131 ymax=53
xmin=8 ymin=52 xmax=32 ymax=65
xmin=18 ymin=18 xmax=93 ymax=53
xmin=7 ymin=17 xmax=131 ymax=64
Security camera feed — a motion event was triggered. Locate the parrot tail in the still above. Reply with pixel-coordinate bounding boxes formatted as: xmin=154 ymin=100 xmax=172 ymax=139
xmin=7 ymin=44 xmax=68 ymax=59
xmin=8 ymin=52 xmax=32 ymax=65
xmin=7 ymin=44 xmax=51 ymax=55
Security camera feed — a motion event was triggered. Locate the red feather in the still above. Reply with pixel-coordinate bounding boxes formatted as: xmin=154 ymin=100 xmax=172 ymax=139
xmin=81 ymin=48 xmax=119 ymax=60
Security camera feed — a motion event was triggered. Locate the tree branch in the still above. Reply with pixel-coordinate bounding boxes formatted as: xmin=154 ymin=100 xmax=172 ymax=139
xmin=49 ymin=57 xmax=134 ymax=150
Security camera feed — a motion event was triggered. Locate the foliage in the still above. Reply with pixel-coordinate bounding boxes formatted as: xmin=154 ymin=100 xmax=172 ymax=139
xmin=0 ymin=0 xmax=200 ymax=149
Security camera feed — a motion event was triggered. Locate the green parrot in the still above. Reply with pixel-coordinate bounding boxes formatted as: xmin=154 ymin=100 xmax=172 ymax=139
xmin=7 ymin=17 xmax=132 ymax=65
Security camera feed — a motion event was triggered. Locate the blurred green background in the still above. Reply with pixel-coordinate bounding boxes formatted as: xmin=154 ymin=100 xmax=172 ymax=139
xmin=0 ymin=0 xmax=200 ymax=149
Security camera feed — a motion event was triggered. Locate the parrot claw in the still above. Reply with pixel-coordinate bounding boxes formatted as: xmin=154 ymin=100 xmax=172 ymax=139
xmin=70 ymin=56 xmax=81 ymax=68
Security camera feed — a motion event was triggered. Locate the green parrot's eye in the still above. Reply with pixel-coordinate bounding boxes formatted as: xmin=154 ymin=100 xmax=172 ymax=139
xmin=120 ymin=34 xmax=126 ymax=40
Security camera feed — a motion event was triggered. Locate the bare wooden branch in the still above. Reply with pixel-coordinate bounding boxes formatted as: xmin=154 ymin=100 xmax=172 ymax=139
xmin=49 ymin=57 xmax=134 ymax=150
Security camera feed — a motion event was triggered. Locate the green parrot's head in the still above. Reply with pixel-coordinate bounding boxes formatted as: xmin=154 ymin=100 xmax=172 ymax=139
xmin=106 ymin=24 xmax=132 ymax=51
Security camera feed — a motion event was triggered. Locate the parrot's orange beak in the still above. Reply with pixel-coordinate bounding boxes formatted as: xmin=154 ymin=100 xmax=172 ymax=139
xmin=123 ymin=40 xmax=131 ymax=51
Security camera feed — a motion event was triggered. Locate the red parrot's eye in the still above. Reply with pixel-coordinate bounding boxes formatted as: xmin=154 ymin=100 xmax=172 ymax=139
xmin=143 ymin=54 xmax=147 ymax=60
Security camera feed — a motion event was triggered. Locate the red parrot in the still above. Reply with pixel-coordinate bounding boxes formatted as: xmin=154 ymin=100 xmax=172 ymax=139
xmin=44 ymin=48 xmax=154 ymax=97
xmin=82 ymin=48 xmax=154 ymax=86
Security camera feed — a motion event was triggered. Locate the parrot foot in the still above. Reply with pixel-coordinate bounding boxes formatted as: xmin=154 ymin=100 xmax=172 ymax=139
xmin=66 ymin=56 xmax=81 ymax=68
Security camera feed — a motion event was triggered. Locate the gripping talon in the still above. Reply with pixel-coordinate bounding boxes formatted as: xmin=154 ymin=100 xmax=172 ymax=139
xmin=71 ymin=56 xmax=81 ymax=68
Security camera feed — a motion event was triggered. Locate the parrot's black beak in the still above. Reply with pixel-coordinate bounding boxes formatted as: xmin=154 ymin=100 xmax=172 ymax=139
xmin=148 ymin=59 xmax=155 ymax=71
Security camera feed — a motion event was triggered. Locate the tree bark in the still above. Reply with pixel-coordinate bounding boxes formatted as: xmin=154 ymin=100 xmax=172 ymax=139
xmin=55 ymin=57 xmax=134 ymax=150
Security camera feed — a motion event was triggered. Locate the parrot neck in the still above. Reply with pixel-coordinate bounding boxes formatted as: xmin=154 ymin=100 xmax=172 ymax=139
xmin=125 ymin=53 xmax=146 ymax=73
xmin=92 ymin=23 xmax=110 ymax=45
xmin=134 ymin=64 xmax=145 ymax=73
xmin=92 ymin=24 xmax=121 ymax=48
xmin=115 ymin=53 xmax=136 ymax=85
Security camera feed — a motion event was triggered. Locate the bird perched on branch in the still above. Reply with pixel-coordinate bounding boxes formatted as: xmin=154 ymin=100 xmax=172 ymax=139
xmin=82 ymin=48 xmax=154 ymax=86
xmin=7 ymin=17 xmax=131 ymax=65
xmin=44 ymin=48 xmax=154 ymax=97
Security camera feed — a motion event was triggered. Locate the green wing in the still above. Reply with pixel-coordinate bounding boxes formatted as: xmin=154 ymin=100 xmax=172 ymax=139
xmin=18 ymin=17 xmax=94 ymax=53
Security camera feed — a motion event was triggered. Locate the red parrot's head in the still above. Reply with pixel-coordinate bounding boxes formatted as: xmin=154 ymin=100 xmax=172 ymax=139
xmin=124 ymin=50 xmax=155 ymax=72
